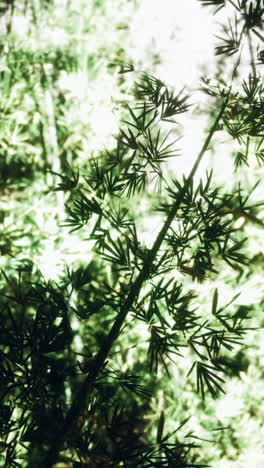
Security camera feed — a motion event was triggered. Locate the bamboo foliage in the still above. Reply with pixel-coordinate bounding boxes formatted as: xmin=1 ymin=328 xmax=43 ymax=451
xmin=0 ymin=0 xmax=263 ymax=467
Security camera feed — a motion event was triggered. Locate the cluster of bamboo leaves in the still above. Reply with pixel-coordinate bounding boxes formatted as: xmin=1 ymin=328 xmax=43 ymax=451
xmin=199 ymin=0 xmax=264 ymax=61
xmin=0 ymin=0 xmax=263 ymax=467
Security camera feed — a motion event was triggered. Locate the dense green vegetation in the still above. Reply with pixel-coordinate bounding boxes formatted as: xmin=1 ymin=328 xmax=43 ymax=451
xmin=0 ymin=0 xmax=263 ymax=467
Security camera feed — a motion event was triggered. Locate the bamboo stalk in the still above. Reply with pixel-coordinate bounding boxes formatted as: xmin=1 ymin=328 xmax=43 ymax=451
xmin=43 ymin=64 xmax=65 ymax=222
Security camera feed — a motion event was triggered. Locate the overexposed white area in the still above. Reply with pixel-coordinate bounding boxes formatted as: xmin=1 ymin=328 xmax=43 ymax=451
xmin=129 ymin=0 xmax=216 ymax=89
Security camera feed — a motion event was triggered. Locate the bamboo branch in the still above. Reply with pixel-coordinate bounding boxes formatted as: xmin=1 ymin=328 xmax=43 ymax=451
xmin=247 ymin=30 xmax=257 ymax=76
xmin=228 ymin=0 xmax=240 ymax=12
xmin=42 ymin=97 xmax=229 ymax=466
xmin=221 ymin=208 xmax=264 ymax=227
xmin=252 ymin=28 xmax=264 ymax=43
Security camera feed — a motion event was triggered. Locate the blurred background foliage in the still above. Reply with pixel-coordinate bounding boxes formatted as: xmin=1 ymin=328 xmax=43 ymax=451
xmin=0 ymin=0 xmax=263 ymax=466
